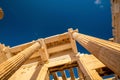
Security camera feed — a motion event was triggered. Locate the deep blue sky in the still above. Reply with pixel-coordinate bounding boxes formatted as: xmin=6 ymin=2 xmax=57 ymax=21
xmin=0 ymin=0 xmax=112 ymax=52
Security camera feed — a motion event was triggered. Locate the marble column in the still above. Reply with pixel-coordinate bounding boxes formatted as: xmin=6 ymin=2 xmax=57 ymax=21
xmin=72 ymin=32 xmax=120 ymax=76
xmin=0 ymin=41 xmax=41 ymax=80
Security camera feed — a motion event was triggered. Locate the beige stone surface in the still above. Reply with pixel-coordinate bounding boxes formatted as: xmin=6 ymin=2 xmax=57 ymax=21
xmin=0 ymin=44 xmax=8 ymax=64
xmin=9 ymin=62 xmax=39 ymax=80
xmin=111 ymin=0 xmax=120 ymax=43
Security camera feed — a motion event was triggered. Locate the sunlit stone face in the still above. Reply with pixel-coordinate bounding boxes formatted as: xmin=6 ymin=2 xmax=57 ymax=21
xmin=0 ymin=8 xmax=4 ymax=20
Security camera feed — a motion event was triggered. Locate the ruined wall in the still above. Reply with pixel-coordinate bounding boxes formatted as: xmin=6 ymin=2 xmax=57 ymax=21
xmin=111 ymin=0 xmax=120 ymax=43
xmin=0 ymin=44 xmax=7 ymax=64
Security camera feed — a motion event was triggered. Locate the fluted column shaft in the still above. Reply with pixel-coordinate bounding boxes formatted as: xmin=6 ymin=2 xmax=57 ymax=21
xmin=72 ymin=32 xmax=120 ymax=76
xmin=0 ymin=41 xmax=41 ymax=80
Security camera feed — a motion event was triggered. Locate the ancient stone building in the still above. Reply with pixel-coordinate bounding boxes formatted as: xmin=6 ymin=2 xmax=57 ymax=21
xmin=0 ymin=28 xmax=120 ymax=80
xmin=0 ymin=0 xmax=120 ymax=80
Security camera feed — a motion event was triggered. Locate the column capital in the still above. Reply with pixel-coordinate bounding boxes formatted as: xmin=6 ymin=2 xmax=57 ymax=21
xmin=68 ymin=28 xmax=78 ymax=34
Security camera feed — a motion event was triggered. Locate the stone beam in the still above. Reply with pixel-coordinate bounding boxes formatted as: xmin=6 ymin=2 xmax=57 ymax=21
xmin=47 ymin=43 xmax=72 ymax=54
xmin=40 ymin=39 xmax=49 ymax=61
xmin=68 ymin=28 xmax=78 ymax=54
xmin=0 ymin=41 xmax=41 ymax=80
xmin=72 ymin=32 xmax=120 ymax=76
